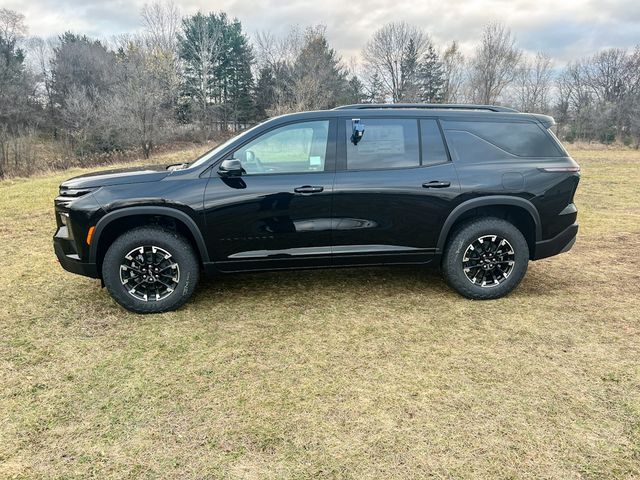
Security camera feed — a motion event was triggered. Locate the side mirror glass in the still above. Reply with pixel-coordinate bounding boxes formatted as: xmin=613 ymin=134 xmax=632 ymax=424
xmin=218 ymin=158 xmax=245 ymax=177
xmin=351 ymin=118 xmax=365 ymax=145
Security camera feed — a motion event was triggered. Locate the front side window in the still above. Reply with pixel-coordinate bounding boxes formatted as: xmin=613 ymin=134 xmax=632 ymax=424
xmin=345 ymin=119 xmax=419 ymax=170
xmin=234 ymin=120 xmax=329 ymax=174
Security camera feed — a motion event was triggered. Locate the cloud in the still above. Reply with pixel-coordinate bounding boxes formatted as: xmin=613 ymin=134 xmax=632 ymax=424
xmin=5 ymin=0 xmax=639 ymax=63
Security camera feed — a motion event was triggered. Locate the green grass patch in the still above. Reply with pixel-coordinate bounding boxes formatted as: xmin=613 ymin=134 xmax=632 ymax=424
xmin=0 ymin=148 xmax=639 ymax=478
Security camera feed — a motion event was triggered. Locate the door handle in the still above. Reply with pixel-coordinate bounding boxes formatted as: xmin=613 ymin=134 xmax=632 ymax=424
xmin=294 ymin=185 xmax=324 ymax=194
xmin=422 ymin=181 xmax=451 ymax=188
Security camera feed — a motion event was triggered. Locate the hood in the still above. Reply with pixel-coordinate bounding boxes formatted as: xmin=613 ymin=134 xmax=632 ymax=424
xmin=60 ymin=165 xmax=172 ymax=189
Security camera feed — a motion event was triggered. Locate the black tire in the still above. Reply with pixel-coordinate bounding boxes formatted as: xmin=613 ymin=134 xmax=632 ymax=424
xmin=442 ymin=217 xmax=529 ymax=300
xmin=102 ymin=226 xmax=200 ymax=313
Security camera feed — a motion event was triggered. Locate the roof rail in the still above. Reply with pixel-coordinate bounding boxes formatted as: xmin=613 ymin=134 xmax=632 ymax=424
xmin=333 ymin=103 xmax=519 ymax=113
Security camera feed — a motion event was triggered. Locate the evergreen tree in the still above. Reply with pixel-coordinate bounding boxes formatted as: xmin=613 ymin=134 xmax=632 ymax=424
xmin=178 ymin=13 xmax=254 ymax=131
xmin=366 ymin=72 xmax=386 ymax=103
xmin=222 ymin=18 xmax=254 ymax=129
xmin=51 ymin=32 xmax=115 ymax=106
xmin=254 ymin=65 xmax=276 ymax=119
xmin=0 ymin=31 xmax=34 ymax=127
xmin=178 ymin=13 xmax=224 ymax=128
xmin=291 ymin=28 xmax=349 ymax=110
xmin=418 ymin=44 xmax=445 ymax=102
xmin=346 ymin=75 xmax=365 ymax=104
xmin=399 ymin=38 xmax=420 ymax=101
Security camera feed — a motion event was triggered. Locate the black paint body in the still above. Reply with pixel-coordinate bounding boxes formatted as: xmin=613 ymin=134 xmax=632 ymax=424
xmin=53 ymin=107 xmax=580 ymax=280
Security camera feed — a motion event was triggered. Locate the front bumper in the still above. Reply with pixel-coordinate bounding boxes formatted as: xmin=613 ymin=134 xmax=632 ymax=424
xmin=533 ymin=223 xmax=578 ymax=260
xmin=53 ymin=231 xmax=99 ymax=278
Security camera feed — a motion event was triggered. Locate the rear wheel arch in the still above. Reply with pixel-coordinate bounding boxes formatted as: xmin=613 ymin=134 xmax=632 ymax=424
xmin=90 ymin=207 xmax=209 ymax=274
xmin=438 ymin=197 xmax=541 ymax=259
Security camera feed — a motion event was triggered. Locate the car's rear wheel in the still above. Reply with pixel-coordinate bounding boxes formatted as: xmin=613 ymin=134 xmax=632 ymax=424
xmin=102 ymin=227 xmax=199 ymax=313
xmin=442 ymin=217 xmax=529 ymax=300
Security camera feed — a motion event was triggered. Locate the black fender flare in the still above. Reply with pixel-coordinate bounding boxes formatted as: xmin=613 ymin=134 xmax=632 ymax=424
xmin=89 ymin=206 xmax=210 ymax=264
xmin=436 ymin=196 xmax=542 ymax=252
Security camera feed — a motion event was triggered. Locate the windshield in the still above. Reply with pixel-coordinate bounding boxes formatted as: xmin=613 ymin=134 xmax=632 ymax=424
xmin=188 ymin=122 xmax=267 ymax=169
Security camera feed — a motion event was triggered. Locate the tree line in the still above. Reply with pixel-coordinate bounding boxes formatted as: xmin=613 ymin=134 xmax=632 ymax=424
xmin=1 ymin=4 xmax=639 ymax=177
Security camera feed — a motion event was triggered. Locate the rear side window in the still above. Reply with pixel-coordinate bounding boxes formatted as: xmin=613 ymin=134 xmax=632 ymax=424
xmin=442 ymin=120 xmax=562 ymax=158
xmin=420 ymin=119 xmax=449 ymax=165
xmin=345 ymin=119 xmax=419 ymax=170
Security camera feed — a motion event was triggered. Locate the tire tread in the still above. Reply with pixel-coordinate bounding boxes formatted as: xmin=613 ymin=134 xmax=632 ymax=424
xmin=102 ymin=226 xmax=199 ymax=313
xmin=442 ymin=217 xmax=529 ymax=300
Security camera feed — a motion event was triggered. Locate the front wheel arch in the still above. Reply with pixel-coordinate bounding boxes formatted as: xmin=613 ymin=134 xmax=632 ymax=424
xmin=90 ymin=207 xmax=209 ymax=275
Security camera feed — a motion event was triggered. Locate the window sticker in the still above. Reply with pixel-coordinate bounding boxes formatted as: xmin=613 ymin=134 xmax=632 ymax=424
xmin=356 ymin=125 xmax=406 ymax=155
xmin=309 ymin=156 xmax=322 ymax=168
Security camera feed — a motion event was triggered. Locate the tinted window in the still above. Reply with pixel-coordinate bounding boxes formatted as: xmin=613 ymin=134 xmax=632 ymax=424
xmin=420 ymin=119 xmax=448 ymax=165
xmin=345 ymin=119 xmax=419 ymax=170
xmin=443 ymin=130 xmax=512 ymax=162
xmin=442 ymin=120 xmax=561 ymax=158
xmin=235 ymin=120 xmax=329 ymax=174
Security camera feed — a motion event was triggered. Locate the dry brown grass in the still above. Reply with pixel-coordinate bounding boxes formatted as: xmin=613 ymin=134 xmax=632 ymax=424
xmin=0 ymin=147 xmax=639 ymax=479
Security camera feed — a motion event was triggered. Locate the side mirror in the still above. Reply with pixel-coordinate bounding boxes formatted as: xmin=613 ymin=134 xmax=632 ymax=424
xmin=218 ymin=158 xmax=245 ymax=177
xmin=351 ymin=118 xmax=365 ymax=145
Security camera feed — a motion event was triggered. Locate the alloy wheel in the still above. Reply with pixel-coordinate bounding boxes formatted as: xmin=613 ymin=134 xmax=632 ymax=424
xmin=462 ymin=235 xmax=516 ymax=287
xmin=119 ymin=245 xmax=180 ymax=302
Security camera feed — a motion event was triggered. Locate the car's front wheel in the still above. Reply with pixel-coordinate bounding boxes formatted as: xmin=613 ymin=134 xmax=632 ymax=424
xmin=102 ymin=226 xmax=200 ymax=313
xmin=442 ymin=217 xmax=529 ymax=300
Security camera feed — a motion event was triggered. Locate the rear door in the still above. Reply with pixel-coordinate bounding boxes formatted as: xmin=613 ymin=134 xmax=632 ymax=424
xmin=331 ymin=116 xmax=460 ymax=266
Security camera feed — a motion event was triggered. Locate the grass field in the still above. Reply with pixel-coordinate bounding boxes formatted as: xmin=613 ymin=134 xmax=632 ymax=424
xmin=1 ymin=146 xmax=639 ymax=479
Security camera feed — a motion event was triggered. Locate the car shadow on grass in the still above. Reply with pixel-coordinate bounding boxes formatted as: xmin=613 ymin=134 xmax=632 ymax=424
xmin=190 ymin=265 xmax=452 ymax=306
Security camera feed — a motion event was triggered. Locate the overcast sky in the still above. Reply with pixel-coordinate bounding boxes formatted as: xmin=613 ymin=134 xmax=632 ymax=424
xmin=6 ymin=0 xmax=640 ymax=63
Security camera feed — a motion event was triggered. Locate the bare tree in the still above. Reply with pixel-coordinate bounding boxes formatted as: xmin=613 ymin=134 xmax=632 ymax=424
xmin=362 ymin=21 xmax=429 ymax=102
xmin=255 ymin=27 xmax=302 ymax=70
xmin=116 ymin=39 xmax=168 ymax=158
xmin=629 ymin=93 xmax=640 ymax=148
xmin=140 ymin=1 xmax=182 ymax=111
xmin=555 ymin=46 xmax=640 ymax=142
xmin=60 ymin=86 xmax=98 ymax=156
xmin=585 ymin=48 xmax=633 ymax=103
xmin=515 ymin=52 xmax=553 ymax=112
xmin=141 ymin=1 xmax=180 ymax=53
xmin=556 ymin=61 xmax=595 ymax=140
xmin=254 ymin=27 xmax=303 ymax=114
xmin=468 ymin=22 xmax=521 ymax=104
xmin=25 ymin=37 xmax=56 ymax=126
xmin=0 ymin=8 xmax=27 ymax=43
xmin=441 ymin=41 xmax=465 ymax=103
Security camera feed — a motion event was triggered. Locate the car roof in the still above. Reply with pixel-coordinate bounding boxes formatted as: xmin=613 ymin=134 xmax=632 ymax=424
xmin=334 ymin=103 xmax=518 ymax=112
xmin=272 ymin=105 xmax=554 ymax=128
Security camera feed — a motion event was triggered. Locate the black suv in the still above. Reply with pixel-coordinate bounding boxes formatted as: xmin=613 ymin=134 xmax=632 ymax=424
xmin=54 ymin=104 xmax=580 ymax=313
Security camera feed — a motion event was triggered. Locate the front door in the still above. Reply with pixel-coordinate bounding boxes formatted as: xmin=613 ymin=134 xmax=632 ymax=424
xmin=203 ymin=119 xmax=336 ymax=271
xmin=332 ymin=117 xmax=460 ymax=266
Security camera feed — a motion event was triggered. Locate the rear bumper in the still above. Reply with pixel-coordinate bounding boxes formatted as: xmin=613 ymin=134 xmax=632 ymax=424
xmin=533 ymin=223 xmax=578 ymax=260
xmin=53 ymin=236 xmax=99 ymax=278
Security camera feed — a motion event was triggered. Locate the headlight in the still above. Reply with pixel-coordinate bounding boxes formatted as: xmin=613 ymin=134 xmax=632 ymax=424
xmin=60 ymin=212 xmax=69 ymax=226
xmin=59 ymin=187 xmax=97 ymax=197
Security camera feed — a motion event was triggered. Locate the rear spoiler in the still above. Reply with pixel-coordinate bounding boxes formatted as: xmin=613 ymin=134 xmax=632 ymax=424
xmin=531 ymin=114 xmax=555 ymax=129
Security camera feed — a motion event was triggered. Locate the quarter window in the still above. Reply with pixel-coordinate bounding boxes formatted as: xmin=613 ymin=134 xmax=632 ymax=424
xmin=420 ymin=119 xmax=449 ymax=165
xmin=442 ymin=120 xmax=562 ymax=158
xmin=234 ymin=120 xmax=329 ymax=174
xmin=345 ymin=119 xmax=419 ymax=170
